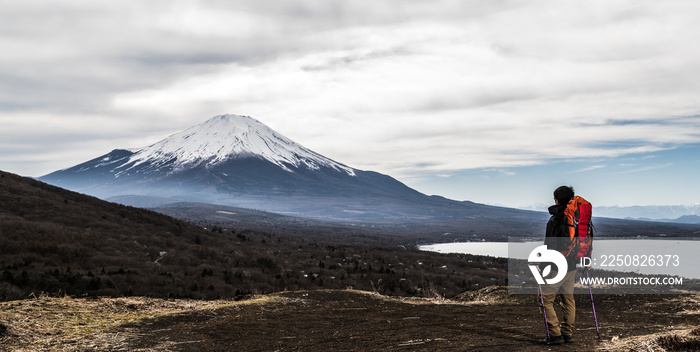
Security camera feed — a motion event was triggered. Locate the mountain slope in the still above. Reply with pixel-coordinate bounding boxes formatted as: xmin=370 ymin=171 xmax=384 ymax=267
xmin=0 ymin=170 xmax=514 ymax=301
xmin=0 ymin=170 xmax=246 ymax=299
xmin=40 ymin=115 xmax=362 ymax=195
xmin=662 ymin=214 xmax=700 ymax=224
xmin=38 ymin=114 xmax=481 ymax=221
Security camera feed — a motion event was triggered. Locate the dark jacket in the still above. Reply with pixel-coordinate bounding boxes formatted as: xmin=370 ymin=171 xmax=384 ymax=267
xmin=545 ymin=204 xmax=577 ymax=272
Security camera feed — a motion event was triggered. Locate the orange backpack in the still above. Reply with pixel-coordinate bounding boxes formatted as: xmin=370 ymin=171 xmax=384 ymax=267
xmin=562 ymin=196 xmax=593 ymax=259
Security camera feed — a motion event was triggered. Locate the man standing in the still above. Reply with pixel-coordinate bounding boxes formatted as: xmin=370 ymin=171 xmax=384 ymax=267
xmin=539 ymin=185 xmax=578 ymax=345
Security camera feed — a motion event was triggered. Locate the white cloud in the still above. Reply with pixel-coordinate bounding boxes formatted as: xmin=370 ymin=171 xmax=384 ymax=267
xmin=614 ymin=162 xmax=674 ymax=174
xmin=2 ymin=0 xmax=700 ymax=178
xmin=566 ymin=165 xmax=606 ymax=174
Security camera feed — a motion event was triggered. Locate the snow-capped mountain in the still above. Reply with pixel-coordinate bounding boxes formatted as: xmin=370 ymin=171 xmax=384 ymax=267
xmin=36 ymin=114 xmax=700 ymax=229
xmin=593 ymin=204 xmax=700 ymax=221
xmin=124 ymin=114 xmax=355 ymax=175
xmin=39 ymin=114 xmax=439 ymax=220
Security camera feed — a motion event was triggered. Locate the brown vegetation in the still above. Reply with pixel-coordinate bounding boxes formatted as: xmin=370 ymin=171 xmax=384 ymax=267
xmin=1 ymin=289 xmax=697 ymax=351
xmin=0 ymin=170 xmax=507 ymax=301
xmin=0 ymin=292 xmax=284 ymax=351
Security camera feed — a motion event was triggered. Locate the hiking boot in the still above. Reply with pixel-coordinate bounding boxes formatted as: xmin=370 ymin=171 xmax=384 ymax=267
xmin=541 ymin=336 xmax=564 ymax=345
xmin=563 ymin=335 xmax=573 ymax=343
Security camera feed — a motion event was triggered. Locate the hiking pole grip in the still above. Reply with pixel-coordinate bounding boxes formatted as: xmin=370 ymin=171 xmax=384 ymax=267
xmin=586 ymin=269 xmax=601 ymax=338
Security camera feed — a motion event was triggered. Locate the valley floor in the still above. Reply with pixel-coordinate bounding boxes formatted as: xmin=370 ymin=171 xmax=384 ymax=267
xmin=1 ymin=289 xmax=698 ymax=351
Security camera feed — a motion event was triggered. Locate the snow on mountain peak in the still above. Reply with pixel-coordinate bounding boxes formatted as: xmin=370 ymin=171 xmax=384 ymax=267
xmin=126 ymin=114 xmax=355 ymax=175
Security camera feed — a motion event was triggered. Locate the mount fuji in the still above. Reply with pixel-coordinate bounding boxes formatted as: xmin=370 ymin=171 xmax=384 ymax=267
xmin=41 ymin=114 xmax=480 ymax=221
xmin=118 ymin=114 xmax=356 ymax=176
xmin=36 ymin=114 xmax=700 ymax=237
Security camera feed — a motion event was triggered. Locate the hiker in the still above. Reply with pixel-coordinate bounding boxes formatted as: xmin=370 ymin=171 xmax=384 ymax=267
xmin=539 ymin=185 xmax=578 ymax=345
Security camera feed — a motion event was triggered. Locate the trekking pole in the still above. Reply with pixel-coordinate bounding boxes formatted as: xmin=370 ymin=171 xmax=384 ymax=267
xmin=586 ymin=268 xmax=601 ymax=338
xmin=537 ymin=283 xmax=550 ymax=341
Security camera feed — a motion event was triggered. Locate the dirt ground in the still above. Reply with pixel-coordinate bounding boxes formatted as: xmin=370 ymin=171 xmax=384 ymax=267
xmin=118 ymin=289 xmax=699 ymax=352
xmin=1 ymin=288 xmax=698 ymax=352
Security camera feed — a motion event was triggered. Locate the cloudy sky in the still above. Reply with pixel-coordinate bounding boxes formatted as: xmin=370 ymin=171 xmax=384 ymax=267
xmin=1 ymin=0 xmax=700 ymax=208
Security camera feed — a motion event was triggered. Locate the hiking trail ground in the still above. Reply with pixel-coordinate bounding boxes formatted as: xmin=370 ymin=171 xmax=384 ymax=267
xmin=1 ymin=288 xmax=698 ymax=351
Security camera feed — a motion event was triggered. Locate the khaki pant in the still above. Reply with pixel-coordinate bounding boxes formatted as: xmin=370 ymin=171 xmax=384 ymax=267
xmin=539 ymin=270 xmax=576 ymax=337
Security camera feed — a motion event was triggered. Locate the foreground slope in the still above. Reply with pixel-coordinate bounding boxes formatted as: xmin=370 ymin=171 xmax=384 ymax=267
xmin=1 ymin=289 xmax=698 ymax=351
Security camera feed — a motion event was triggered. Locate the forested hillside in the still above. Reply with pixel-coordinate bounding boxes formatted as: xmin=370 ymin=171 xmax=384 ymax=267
xmin=0 ymin=171 xmax=507 ymax=300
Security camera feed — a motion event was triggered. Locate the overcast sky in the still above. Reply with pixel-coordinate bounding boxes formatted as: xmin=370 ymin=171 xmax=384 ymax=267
xmin=1 ymin=1 xmax=700 ymax=208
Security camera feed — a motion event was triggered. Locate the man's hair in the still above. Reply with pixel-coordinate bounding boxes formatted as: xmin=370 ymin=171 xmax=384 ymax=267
xmin=554 ymin=185 xmax=575 ymax=204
